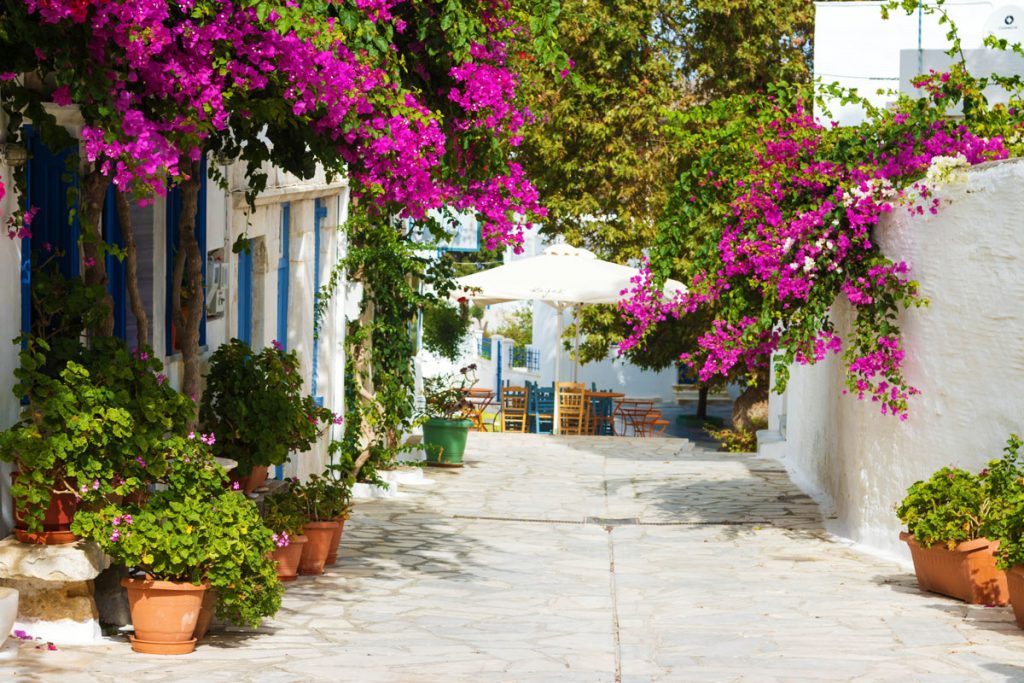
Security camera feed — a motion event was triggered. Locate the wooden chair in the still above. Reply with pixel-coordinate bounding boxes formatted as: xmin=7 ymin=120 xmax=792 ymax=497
xmin=556 ymin=382 xmax=587 ymax=435
xmin=586 ymin=393 xmax=616 ymax=436
xmin=636 ymin=409 xmax=670 ymax=437
xmin=529 ymin=384 xmax=555 ymax=434
xmin=500 ymin=386 xmax=530 ymax=433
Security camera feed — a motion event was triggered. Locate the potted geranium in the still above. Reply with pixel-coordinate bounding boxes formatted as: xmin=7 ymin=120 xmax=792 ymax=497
xmin=421 ymin=365 xmax=477 ymax=467
xmin=263 ymin=490 xmax=309 ymax=582
xmin=0 ymin=334 xmax=191 ymax=543
xmin=71 ymin=435 xmax=283 ymax=654
xmin=291 ymin=474 xmax=349 ymax=575
xmin=896 ymin=465 xmax=1008 ymax=605
xmin=200 ymin=339 xmax=336 ymax=493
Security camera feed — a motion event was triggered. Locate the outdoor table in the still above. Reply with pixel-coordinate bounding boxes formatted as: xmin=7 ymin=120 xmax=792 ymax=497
xmin=461 ymin=388 xmax=495 ymax=431
xmin=584 ymin=390 xmax=624 ymax=435
xmin=613 ymin=397 xmax=656 ymax=436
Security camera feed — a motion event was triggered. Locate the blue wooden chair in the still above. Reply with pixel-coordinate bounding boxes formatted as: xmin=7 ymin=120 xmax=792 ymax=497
xmin=528 ymin=385 xmax=555 ymax=434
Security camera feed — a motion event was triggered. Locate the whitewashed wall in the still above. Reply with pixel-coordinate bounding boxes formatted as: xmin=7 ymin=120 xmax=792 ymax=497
xmin=224 ymin=165 xmax=349 ymax=479
xmin=0 ymin=158 xmax=19 ymax=537
xmin=533 ymin=302 xmax=677 ymax=400
xmin=762 ymin=158 xmax=1024 ymax=560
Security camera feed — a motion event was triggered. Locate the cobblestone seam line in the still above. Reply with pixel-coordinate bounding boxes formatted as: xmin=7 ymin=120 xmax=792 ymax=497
xmin=606 ymin=526 xmax=623 ymax=683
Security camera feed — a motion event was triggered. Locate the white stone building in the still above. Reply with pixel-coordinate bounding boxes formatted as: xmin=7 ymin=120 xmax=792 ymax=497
xmin=0 ymin=107 xmax=351 ymax=540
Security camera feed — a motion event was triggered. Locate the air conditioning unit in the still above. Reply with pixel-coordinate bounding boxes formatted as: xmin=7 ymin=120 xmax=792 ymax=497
xmin=206 ymin=249 xmax=227 ymax=320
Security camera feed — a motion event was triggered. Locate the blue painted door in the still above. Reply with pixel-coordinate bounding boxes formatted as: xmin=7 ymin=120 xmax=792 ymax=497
xmin=21 ymin=127 xmax=80 ymax=336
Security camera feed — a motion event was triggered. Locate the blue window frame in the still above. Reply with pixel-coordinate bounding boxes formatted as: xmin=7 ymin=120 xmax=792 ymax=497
xmin=237 ymin=240 xmax=253 ymax=345
xmin=312 ymin=198 xmax=327 ymax=403
xmin=276 ymin=203 xmax=290 ymax=350
xmin=165 ymin=158 xmax=208 ymax=353
xmin=21 ymin=127 xmax=81 ymax=336
xmin=102 ymin=183 xmax=128 ymax=341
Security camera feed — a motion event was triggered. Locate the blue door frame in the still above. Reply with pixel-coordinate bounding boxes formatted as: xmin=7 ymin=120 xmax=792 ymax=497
xmin=312 ymin=198 xmax=327 ymax=405
xmin=165 ymin=158 xmax=208 ymax=353
xmin=237 ymin=240 xmax=253 ymax=345
xmin=276 ymin=203 xmax=290 ymax=350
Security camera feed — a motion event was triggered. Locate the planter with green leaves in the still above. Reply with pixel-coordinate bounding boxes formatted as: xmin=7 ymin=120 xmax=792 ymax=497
xmin=979 ymin=435 xmax=1024 ymax=623
xmin=0 ymin=335 xmax=192 ymax=543
xmin=896 ymin=466 xmax=1007 ymax=605
xmin=71 ymin=436 xmax=283 ymax=654
xmin=421 ymin=366 xmax=477 ymax=467
xmin=292 ymin=474 xmax=349 ymax=575
xmin=263 ymin=490 xmax=309 ymax=582
xmin=200 ymin=339 xmax=336 ymax=493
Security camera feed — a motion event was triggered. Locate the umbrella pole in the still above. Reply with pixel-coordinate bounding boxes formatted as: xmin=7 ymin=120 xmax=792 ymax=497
xmin=572 ymin=305 xmax=581 ymax=383
xmin=554 ymin=304 xmax=564 ymax=435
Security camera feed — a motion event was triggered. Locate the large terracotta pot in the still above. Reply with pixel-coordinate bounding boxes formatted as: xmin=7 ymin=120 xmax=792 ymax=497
xmin=193 ymin=589 xmax=217 ymax=640
xmin=11 ymin=472 xmax=78 ymax=545
xmin=233 ymin=465 xmax=270 ymax=495
xmin=299 ymin=521 xmax=340 ymax=576
xmin=122 ymin=577 xmax=209 ymax=654
xmin=325 ymin=516 xmax=347 ymax=566
xmin=271 ymin=534 xmax=308 ymax=582
xmin=1007 ymin=566 xmax=1024 ymax=628
xmin=900 ymin=532 xmax=1008 ymax=605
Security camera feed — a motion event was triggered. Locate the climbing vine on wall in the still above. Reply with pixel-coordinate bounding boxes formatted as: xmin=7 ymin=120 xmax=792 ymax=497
xmin=319 ymin=208 xmax=462 ymax=482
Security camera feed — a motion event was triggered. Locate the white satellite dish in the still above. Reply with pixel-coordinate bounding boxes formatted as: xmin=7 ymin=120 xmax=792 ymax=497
xmin=986 ymin=6 xmax=1024 ymax=43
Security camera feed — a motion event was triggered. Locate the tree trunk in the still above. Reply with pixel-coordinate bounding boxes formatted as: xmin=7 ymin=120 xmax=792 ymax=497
xmin=171 ymin=162 xmax=204 ymax=412
xmin=696 ymin=384 xmax=709 ymax=420
xmin=80 ymin=170 xmax=114 ymax=337
xmin=349 ymin=279 xmax=380 ymax=479
xmin=114 ymin=190 xmax=149 ymax=350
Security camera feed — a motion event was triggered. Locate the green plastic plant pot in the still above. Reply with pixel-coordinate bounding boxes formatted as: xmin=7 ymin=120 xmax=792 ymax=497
xmin=422 ymin=418 xmax=473 ymax=467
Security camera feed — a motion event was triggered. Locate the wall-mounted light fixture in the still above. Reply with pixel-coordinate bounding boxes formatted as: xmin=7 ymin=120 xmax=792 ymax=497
xmin=0 ymin=142 xmax=29 ymax=168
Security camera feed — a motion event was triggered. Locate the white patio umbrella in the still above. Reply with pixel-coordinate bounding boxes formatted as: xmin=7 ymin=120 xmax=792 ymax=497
xmin=453 ymin=243 xmax=686 ymax=385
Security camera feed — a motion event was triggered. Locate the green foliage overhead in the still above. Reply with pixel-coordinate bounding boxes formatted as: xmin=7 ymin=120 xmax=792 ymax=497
xmin=515 ymin=0 xmax=813 ymax=369
xmin=494 ymin=306 xmax=533 ymax=347
xmin=422 ymin=300 xmax=472 ymax=361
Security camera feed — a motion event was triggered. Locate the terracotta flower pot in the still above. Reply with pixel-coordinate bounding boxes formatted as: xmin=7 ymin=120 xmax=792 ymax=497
xmin=193 ymin=589 xmax=217 ymax=640
xmin=11 ymin=472 xmax=78 ymax=545
xmin=900 ymin=532 xmax=1008 ymax=605
xmin=122 ymin=577 xmax=209 ymax=654
xmin=271 ymin=534 xmax=308 ymax=582
xmin=299 ymin=521 xmax=340 ymax=576
xmin=1006 ymin=566 xmax=1024 ymax=628
xmin=325 ymin=516 xmax=347 ymax=566
xmin=233 ymin=465 xmax=270 ymax=495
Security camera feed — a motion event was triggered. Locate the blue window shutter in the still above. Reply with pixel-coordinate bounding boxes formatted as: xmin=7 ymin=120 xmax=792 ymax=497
xmin=102 ymin=183 xmax=127 ymax=341
xmin=276 ymin=203 xmax=290 ymax=350
xmin=237 ymin=240 xmax=253 ymax=345
xmin=22 ymin=126 xmax=81 ymax=336
xmin=165 ymin=158 xmax=208 ymax=352
xmin=312 ymin=198 xmax=327 ymax=400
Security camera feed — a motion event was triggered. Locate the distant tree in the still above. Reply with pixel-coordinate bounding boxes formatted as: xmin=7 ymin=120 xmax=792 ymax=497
xmin=517 ymin=0 xmax=813 ymax=416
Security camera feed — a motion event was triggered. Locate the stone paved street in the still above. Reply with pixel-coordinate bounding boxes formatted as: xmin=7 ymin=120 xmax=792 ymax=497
xmin=5 ymin=433 xmax=1024 ymax=682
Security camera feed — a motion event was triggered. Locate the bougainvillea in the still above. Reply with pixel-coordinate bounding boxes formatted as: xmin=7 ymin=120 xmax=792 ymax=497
xmin=621 ymin=71 xmax=1014 ymax=419
xmin=4 ymin=0 xmax=557 ymax=249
